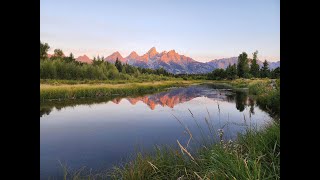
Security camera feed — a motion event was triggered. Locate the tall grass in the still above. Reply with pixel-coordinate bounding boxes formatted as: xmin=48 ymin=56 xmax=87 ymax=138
xmin=247 ymin=79 xmax=280 ymax=117
xmin=52 ymin=78 xmax=280 ymax=179
xmin=107 ymin=79 xmax=281 ymax=179
xmin=61 ymin=120 xmax=279 ymax=180
xmin=40 ymin=75 xmax=180 ymax=85
xmin=40 ymin=80 xmax=199 ymax=101
xmin=106 ymin=109 xmax=279 ymax=180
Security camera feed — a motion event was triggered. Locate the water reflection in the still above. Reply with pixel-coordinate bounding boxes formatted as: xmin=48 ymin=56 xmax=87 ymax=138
xmin=40 ymin=84 xmax=269 ymax=179
xmin=41 ymin=85 xmax=255 ymax=117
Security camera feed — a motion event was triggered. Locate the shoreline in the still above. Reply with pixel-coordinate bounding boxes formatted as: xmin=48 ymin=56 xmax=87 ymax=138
xmin=40 ymin=80 xmax=206 ymax=101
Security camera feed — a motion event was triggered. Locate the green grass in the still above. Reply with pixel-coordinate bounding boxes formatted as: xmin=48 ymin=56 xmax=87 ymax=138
xmin=52 ymin=78 xmax=280 ymax=180
xmin=246 ymin=79 xmax=280 ymax=117
xmin=40 ymin=76 xmax=181 ymax=85
xmin=106 ymin=78 xmax=280 ymax=180
xmin=60 ymin=122 xmax=279 ymax=180
xmin=107 ymin=123 xmax=279 ymax=180
xmin=213 ymin=78 xmax=280 ymax=117
xmin=40 ymin=80 xmax=203 ymax=101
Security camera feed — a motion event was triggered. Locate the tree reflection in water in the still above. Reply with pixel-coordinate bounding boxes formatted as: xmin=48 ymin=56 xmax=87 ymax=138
xmin=40 ymin=85 xmax=257 ymax=117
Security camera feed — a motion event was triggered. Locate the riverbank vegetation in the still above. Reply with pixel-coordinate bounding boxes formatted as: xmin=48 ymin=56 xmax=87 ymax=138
xmin=206 ymin=51 xmax=280 ymax=80
xmin=40 ymin=42 xmax=279 ymax=82
xmin=229 ymin=79 xmax=280 ymax=117
xmin=40 ymin=80 xmax=200 ymax=101
xmin=57 ymin=79 xmax=280 ymax=180
xmin=106 ymin=123 xmax=279 ymax=180
xmin=41 ymin=42 xmax=280 ymax=179
xmin=103 ymin=79 xmax=280 ymax=180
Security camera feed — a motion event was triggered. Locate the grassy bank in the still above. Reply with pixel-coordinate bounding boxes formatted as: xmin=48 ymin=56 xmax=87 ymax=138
xmin=40 ymin=94 xmax=143 ymax=117
xmin=59 ymin=78 xmax=280 ymax=180
xmin=229 ymin=78 xmax=280 ymax=117
xmin=40 ymin=76 xmax=181 ymax=85
xmin=108 ymin=123 xmax=279 ymax=180
xmin=40 ymin=80 xmax=204 ymax=101
xmin=202 ymin=78 xmax=280 ymax=117
xmin=105 ymin=79 xmax=280 ymax=180
xmin=62 ymin=122 xmax=279 ymax=180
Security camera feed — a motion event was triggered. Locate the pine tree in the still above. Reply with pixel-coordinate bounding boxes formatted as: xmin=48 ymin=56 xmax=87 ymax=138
xmin=271 ymin=67 xmax=280 ymax=79
xmin=68 ymin=53 xmax=75 ymax=62
xmin=261 ymin=60 xmax=270 ymax=78
xmin=250 ymin=50 xmax=260 ymax=77
xmin=115 ymin=58 xmax=122 ymax=72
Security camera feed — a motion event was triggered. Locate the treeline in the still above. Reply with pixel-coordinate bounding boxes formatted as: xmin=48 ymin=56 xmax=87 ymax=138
xmin=207 ymin=51 xmax=280 ymax=80
xmin=40 ymin=41 xmax=174 ymax=80
xmin=40 ymin=41 xmax=279 ymax=81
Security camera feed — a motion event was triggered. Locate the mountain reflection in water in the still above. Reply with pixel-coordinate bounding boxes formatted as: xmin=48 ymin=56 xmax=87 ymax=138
xmin=40 ymin=84 xmax=269 ymax=179
xmin=40 ymin=85 xmax=253 ymax=117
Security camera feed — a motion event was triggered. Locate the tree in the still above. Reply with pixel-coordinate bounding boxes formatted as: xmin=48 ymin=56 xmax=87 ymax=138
xmin=261 ymin=60 xmax=270 ymax=78
xmin=235 ymin=91 xmax=247 ymax=112
xmin=53 ymin=49 xmax=64 ymax=58
xmin=237 ymin=52 xmax=249 ymax=78
xmin=210 ymin=68 xmax=226 ymax=80
xmin=226 ymin=63 xmax=237 ymax=80
xmin=271 ymin=67 xmax=280 ymax=79
xmin=65 ymin=53 xmax=75 ymax=62
xmin=250 ymin=50 xmax=260 ymax=77
xmin=231 ymin=64 xmax=237 ymax=79
xmin=115 ymin=58 xmax=123 ymax=72
xmin=40 ymin=41 xmax=50 ymax=60
xmin=69 ymin=53 xmax=74 ymax=60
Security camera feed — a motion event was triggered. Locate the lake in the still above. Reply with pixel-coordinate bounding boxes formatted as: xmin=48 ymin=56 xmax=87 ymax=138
xmin=40 ymin=84 xmax=272 ymax=179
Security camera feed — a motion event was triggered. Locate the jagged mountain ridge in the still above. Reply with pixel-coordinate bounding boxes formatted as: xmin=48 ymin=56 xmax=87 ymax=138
xmin=112 ymin=85 xmax=231 ymax=110
xmin=73 ymin=47 xmax=280 ymax=74
xmin=105 ymin=47 xmax=213 ymax=74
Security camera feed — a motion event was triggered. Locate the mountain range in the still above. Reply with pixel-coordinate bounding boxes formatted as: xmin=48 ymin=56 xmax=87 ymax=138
xmin=73 ymin=47 xmax=280 ymax=74
xmin=111 ymin=85 xmax=231 ymax=110
xmin=206 ymin=57 xmax=280 ymax=70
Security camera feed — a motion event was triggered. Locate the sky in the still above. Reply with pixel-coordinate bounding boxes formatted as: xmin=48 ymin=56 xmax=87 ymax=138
xmin=40 ymin=0 xmax=280 ymax=62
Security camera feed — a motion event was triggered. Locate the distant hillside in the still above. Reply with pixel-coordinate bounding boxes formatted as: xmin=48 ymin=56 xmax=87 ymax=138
xmin=74 ymin=48 xmax=280 ymax=74
xmin=207 ymin=57 xmax=280 ymax=70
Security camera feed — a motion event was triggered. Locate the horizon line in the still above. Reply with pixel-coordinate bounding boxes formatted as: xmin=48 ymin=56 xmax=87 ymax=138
xmin=45 ymin=46 xmax=280 ymax=63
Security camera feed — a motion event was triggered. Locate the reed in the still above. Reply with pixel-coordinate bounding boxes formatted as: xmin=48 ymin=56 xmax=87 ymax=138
xmin=40 ymin=80 xmax=199 ymax=101
xmin=61 ymin=109 xmax=279 ymax=180
xmin=105 ymin=122 xmax=279 ymax=180
xmin=53 ymin=78 xmax=280 ymax=179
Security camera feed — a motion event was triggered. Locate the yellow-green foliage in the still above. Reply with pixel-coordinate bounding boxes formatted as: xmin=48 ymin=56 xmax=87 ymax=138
xmin=64 ymin=123 xmax=280 ymax=180
xmin=55 ymin=78 xmax=280 ymax=180
xmin=40 ymin=81 xmax=199 ymax=101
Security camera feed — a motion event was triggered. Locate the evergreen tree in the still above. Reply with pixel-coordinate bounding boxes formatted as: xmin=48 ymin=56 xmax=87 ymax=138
xmin=115 ymin=58 xmax=123 ymax=72
xmin=261 ymin=60 xmax=270 ymax=78
xmin=65 ymin=53 xmax=75 ymax=62
xmin=69 ymin=53 xmax=74 ymax=60
xmin=250 ymin=50 xmax=260 ymax=77
xmin=237 ymin=52 xmax=249 ymax=78
xmin=271 ymin=67 xmax=280 ymax=79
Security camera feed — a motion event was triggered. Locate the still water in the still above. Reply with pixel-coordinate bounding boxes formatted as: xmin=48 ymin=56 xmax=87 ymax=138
xmin=40 ymin=84 xmax=271 ymax=179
